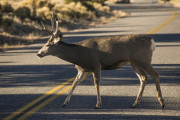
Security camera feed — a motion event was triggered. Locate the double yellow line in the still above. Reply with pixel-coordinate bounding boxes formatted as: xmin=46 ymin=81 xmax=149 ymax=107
xmin=3 ymin=77 xmax=75 ymax=120
xmin=146 ymin=11 xmax=178 ymax=34
xmin=3 ymin=11 xmax=178 ymax=120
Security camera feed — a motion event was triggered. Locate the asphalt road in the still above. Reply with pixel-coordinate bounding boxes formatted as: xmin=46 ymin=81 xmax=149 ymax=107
xmin=0 ymin=1 xmax=180 ymax=120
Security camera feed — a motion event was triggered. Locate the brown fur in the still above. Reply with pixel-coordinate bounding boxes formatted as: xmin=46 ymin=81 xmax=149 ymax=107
xmin=37 ymin=19 xmax=164 ymax=109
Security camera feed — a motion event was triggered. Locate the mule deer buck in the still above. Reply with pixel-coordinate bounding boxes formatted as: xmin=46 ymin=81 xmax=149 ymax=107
xmin=37 ymin=15 xmax=164 ymax=109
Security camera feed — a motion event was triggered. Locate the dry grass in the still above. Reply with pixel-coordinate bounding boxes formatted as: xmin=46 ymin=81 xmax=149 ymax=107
xmin=170 ymin=0 xmax=180 ymax=7
xmin=0 ymin=0 xmax=130 ymax=52
xmin=0 ymin=30 xmax=43 ymax=52
xmin=158 ymin=0 xmax=180 ymax=7
xmin=105 ymin=0 xmax=120 ymax=4
xmin=0 ymin=44 xmax=25 ymax=51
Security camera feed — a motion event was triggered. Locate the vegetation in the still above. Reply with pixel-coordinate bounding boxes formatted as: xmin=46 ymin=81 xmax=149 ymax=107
xmin=0 ymin=0 xmax=129 ymax=50
xmin=169 ymin=0 xmax=180 ymax=7
xmin=161 ymin=0 xmax=171 ymax=2
xmin=0 ymin=0 xmax=127 ymax=29
xmin=0 ymin=2 xmax=14 ymax=27
xmin=0 ymin=2 xmax=14 ymax=13
xmin=160 ymin=0 xmax=171 ymax=3
xmin=0 ymin=16 xmax=2 ymax=24
xmin=65 ymin=0 xmax=107 ymax=4
xmin=2 ymin=18 xmax=14 ymax=27
xmin=15 ymin=7 xmax=31 ymax=23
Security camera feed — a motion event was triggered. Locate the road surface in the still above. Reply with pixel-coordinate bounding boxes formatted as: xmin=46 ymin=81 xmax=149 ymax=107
xmin=0 ymin=1 xmax=180 ymax=120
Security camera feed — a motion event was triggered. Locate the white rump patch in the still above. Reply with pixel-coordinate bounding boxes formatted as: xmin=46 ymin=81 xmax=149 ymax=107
xmin=151 ymin=38 xmax=156 ymax=51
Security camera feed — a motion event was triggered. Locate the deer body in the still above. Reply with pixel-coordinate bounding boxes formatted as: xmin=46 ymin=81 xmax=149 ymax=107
xmin=51 ymin=35 xmax=152 ymax=71
xmin=37 ymin=16 xmax=164 ymax=109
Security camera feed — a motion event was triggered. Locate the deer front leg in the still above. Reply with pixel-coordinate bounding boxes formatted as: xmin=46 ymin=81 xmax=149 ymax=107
xmin=92 ymin=69 xmax=102 ymax=109
xmin=62 ymin=71 xmax=89 ymax=107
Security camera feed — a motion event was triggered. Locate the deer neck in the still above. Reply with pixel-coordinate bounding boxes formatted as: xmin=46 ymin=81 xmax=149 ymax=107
xmin=55 ymin=41 xmax=81 ymax=65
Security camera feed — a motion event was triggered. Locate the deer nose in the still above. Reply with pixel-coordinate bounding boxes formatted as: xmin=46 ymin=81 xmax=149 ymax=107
xmin=37 ymin=53 xmax=43 ymax=58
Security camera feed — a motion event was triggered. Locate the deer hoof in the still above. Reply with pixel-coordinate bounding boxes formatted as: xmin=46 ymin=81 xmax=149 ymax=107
xmin=161 ymin=104 xmax=165 ymax=109
xmin=62 ymin=104 xmax=67 ymax=107
xmin=62 ymin=102 xmax=69 ymax=107
xmin=94 ymin=103 xmax=102 ymax=109
xmin=159 ymin=98 xmax=165 ymax=109
xmin=132 ymin=103 xmax=139 ymax=108
xmin=94 ymin=106 xmax=100 ymax=109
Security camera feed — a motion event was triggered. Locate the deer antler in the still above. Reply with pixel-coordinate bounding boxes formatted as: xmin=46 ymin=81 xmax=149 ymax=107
xmin=51 ymin=13 xmax=55 ymax=32
xmin=55 ymin=20 xmax=59 ymax=32
xmin=34 ymin=13 xmax=56 ymax=35
xmin=40 ymin=21 xmax=46 ymax=30
xmin=34 ymin=21 xmax=53 ymax=35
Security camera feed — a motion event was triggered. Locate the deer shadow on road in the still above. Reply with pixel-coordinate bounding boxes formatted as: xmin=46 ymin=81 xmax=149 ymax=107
xmin=0 ymin=64 xmax=180 ymax=87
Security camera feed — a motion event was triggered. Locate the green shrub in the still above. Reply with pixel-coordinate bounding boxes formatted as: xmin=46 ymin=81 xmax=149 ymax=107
xmin=3 ymin=18 xmax=14 ymax=27
xmin=36 ymin=6 xmax=51 ymax=19
xmin=35 ymin=0 xmax=54 ymax=9
xmin=0 ymin=3 xmax=2 ymax=22
xmin=0 ymin=14 xmax=2 ymax=24
xmin=161 ymin=0 xmax=171 ymax=2
xmin=91 ymin=0 xmax=107 ymax=4
xmin=16 ymin=0 xmax=110 ymax=24
xmin=58 ymin=2 xmax=92 ymax=22
xmin=64 ymin=0 xmax=107 ymax=12
xmin=65 ymin=0 xmax=107 ymax=4
xmin=15 ymin=6 xmax=31 ymax=23
xmin=0 ymin=3 xmax=1 ymax=12
xmin=81 ymin=2 xmax=95 ymax=11
xmin=1 ymin=3 xmax=14 ymax=13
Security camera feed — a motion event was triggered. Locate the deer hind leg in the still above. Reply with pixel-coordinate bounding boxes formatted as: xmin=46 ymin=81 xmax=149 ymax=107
xmin=132 ymin=64 xmax=147 ymax=108
xmin=62 ymin=71 xmax=90 ymax=107
xmin=92 ymin=68 xmax=102 ymax=109
xmin=143 ymin=64 xmax=165 ymax=109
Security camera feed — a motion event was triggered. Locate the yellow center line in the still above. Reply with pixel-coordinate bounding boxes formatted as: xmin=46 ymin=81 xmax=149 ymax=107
xmin=2 ymin=77 xmax=75 ymax=120
xmin=146 ymin=11 xmax=178 ymax=34
xmin=2 ymin=10 xmax=178 ymax=120
xmin=17 ymin=86 xmax=72 ymax=120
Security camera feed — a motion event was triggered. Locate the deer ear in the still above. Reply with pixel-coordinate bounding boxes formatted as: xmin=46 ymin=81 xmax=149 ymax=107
xmin=53 ymin=30 xmax=62 ymax=44
xmin=59 ymin=32 xmax=63 ymax=39
xmin=53 ymin=37 xmax=61 ymax=45
xmin=54 ymin=30 xmax=62 ymax=39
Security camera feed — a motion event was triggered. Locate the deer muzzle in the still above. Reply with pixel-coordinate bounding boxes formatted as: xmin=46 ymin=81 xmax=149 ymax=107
xmin=37 ymin=53 xmax=44 ymax=58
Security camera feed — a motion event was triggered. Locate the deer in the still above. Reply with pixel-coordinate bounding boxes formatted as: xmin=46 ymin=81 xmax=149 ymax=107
xmin=37 ymin=15 xmax=165 ymax=109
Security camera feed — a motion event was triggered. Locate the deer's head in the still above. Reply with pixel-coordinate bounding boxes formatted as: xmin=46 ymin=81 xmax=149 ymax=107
xmin=37 ymin=14 xmax=63 ymax=58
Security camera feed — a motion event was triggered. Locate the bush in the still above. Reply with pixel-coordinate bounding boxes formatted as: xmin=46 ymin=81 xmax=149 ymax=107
xmin=92 ymin=0 xmax=107 ymax=5
xmin=0 ymin=2 xmax=14 ymax=27
xmin=161 ymin=0 xmax=171 ymax=2
xmin=0 ymin=3 xmax=1 ymax=11
xmin=0 ymin=3 xmax=2 ymax=23
xmin=81 ymin=2 xmax=96 ymax=11
xmin=15 ymin=7 xmax=31 ymax=23
xmin=65 ymin=0 xmax=107 ymax=5
xmin=17 ymin=0 xmax=55 ymax=19
xmin=3 ymin=18 xmax=14 ymax=27
xmin=57 ymin=2 xmax=95 ymax=22
xmin=92 ymin=2 xmax=110 ymax=12
xmin=36 ymin=6 xmax=51 ymax=19
xmin=1 ymin=3 xmax=14 ymax=13
xmin=65 ymin=0 xmax=108 ymax=12
xmin=0 ymin=14 xmax=2 ymax=24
